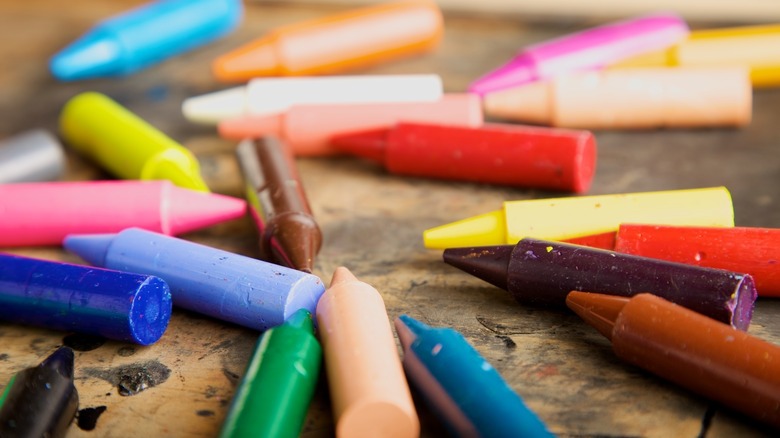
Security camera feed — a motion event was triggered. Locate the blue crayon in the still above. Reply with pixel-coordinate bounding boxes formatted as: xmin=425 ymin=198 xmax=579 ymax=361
xmin=63 ymin=228 xmax=326 ymax=331
xmin=394 ymin=315 xmax=555 ymax=438
xmin=0 ymin=252 xmax=171 ymax=345
xmin=50 ymin=0 xmax=243 ymax=81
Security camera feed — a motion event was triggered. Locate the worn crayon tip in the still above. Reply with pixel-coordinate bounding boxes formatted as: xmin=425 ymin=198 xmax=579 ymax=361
xmin=442 ymin=245 xmax=513 ymax=290
xmin=394 ymin=315 xmax=430 ymax=351
xmin=63 ymin=233 xmax=115 ymax=267
xmin=423 ymin=210 xmax=507 ymax=249
xmin=329 ymin=266 xmax=359 ymax=288
xmin=285 ymin=308 xmax=316 ymax=334
xmin=331 ymin=127 xmax=389 ymax=163
xmin=41 ymin=347 xmax=76 ymax=379
xmin=566 ymin=291 xmax=630 ymax=341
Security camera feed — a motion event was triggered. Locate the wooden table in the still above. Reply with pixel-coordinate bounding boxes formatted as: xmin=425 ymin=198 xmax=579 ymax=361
xmin=1 ymin=1 xmax=779 ymax=437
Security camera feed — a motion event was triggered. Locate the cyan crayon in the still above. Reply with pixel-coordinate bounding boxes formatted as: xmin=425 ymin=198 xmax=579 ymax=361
xmin=395 ymin=315 xmax=555 ymax=438
xmin=63 ymin=228 xmax=325 ymax=331
xmin=0 ymin=252 xmax=171 ymax=345
xmin=0 ymin=347 xmax=79 ymax=438
xmin=50 ymin=0 xmax=243 ymax=80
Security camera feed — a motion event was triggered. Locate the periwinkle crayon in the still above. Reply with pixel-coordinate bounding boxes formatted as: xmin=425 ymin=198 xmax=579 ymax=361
xmin=63 ymin=228 xmax=325 ymax=331
xmin=0 ymin=253 xmax=171 ymax=345
xmin=443 ymin=237 xmax=757 ymax=330
xmin=0 ymin=347 xmax=79 ymax=438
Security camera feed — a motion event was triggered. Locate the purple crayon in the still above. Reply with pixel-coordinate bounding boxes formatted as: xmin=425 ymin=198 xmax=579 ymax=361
xmin=443 ymin=238 xmax=757 ymax=330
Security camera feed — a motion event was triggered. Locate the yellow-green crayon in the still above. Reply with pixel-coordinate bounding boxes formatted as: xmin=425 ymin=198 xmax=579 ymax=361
xmin=60 ymin=92 xmax=209 ymax=192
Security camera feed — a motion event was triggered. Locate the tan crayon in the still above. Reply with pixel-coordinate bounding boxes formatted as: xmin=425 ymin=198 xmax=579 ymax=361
xmin=483 ymin=67 xmax=751 ymax=129
xmin=316 ymin=267 xmax=419 ymax=438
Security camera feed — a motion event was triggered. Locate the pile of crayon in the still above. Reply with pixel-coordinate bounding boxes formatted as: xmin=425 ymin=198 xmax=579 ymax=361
xmin=1 ymin=0 xmax=780 ymax=437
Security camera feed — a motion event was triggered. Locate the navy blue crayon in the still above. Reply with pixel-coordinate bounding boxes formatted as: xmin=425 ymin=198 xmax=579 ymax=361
xmin=63 ymin=228 xmax=326 ymax=331
xmin=0 ymin=253 xmax=171 ymax=345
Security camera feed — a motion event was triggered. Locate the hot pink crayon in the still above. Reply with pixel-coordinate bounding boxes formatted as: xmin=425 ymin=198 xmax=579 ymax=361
xmin=468 ymin=12 xmax=689 ymax=96
xmin=0 ymin=180 xmax=246 ymax=247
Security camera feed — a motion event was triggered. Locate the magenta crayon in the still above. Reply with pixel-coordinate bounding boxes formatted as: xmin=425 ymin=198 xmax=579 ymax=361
xmin=0 ymin=180 xmax=246 ymax=247
xmin=331 ymin=121 xmax=596 ymax=193
xmin=468 ymin=12 xmax=689 ymax=95
xmin=443 ymin=237 xmax=757 ymax=330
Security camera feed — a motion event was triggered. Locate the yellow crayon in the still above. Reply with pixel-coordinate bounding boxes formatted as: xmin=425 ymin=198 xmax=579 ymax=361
xmin=613 ymin=23 xmax=780 ymax=88
xmin=60 ymin=92 xmax=210 ymax=192
xmin=423 ymin=187 xmax=734 ymax=249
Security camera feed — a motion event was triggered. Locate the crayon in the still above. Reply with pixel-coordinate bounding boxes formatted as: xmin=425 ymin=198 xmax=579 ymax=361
xmin=0 ymin=252 xmax=172 ymax=345
xmin=316 ymin=267 xmax=419 ymax=437
xmin=0 ymin=348 xmax=79 ymax=438
xmin=0 ymin=180 xmax=246 ymax=247
xmin=63 ymin=228 xmax=325 ymax=331
xmin=182 ymin=74 xmax=443 ymax=124
xmin=219 ymin=309 xmax=321 ymax=438
xmin=468 ymin=12 xmax=689 ymax=96
xmin=560 ymin=231 xmax=617 ymax=250
xmin=0 ymin=129 xmax=65 ymax=184
xmin=60 ymin=92 xmax=210 ymax=192
xmin=236 ymin=138 xmax=321 ymax=273
xmin=442 ymin=237 xmax=757 ymax=330
xmin=218 ymin=93 xmax=483 ymax=156
xmin=212 ymin=0 xmax=443 ymax=82
xmin=423 ymin=186 xmax=734 ymax=249
xmin=332 ymin=121 xmax=596 ymax=193
xmin=50 ymin=0 xmax=243 ymax=81
xmin=482 ymin=67 xmax=751 ymax=129
xmin=613 ymin=23 xmax=780 ymax=88
xmin=394 ymin=315 xmax=555 ymax=438
xmin=566 ymin=292 xmax=780 ymax=429
xmin=613 ymin=224 xmax=780 ymax=297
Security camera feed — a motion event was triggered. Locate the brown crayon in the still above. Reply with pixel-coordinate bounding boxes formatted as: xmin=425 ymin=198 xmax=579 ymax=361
xmin=236 ymin=138 xmax=322 ymax=272
xmin=566 ymin=291 xmax=780 ymax=429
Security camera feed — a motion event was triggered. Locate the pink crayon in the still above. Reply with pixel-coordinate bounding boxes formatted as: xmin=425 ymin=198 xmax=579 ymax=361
xmin=0 ymin=180 xmax=247 ymax=247
xmin=468 ymin=12 xmax=689 ymax=96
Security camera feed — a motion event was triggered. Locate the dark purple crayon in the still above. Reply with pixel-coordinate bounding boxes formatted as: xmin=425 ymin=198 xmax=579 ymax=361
xmin=443 ymin=237 xmax=756 ymax=330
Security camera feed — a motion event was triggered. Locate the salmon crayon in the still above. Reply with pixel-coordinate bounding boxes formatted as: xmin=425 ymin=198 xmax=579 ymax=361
xmin=60 ymin=92 xmax=210 ymax=192
xmin=567 ymin=292 xmax=780 ymax=428
xmin=469 ymin=12 xmax=689 ymax=95
xmin=218 ymin=94 xmax=483 ymax=156
xmin=63 ymin=228 xmax=325 ymax=331
xmin=0 ymin=129 xmax=66 ymax=184
xmin=442 ymin=238 xmax=757 ymax=330
xmin=614 ymin=224 xmax=780 ymax=297
xmin=332 ymin=121 xmax=596 ymax=193
xmin=316 ymin=267 xmax=419 ymax=438
xmin=0 ymin=180 xmax=246 ymax=247
xmin=483 ymin=67 xmax=752 ymax=129
xmin=213 ymin=0 xmax=443 ymax=82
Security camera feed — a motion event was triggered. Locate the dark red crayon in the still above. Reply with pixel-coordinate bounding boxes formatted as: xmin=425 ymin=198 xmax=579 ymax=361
xmin=567 ymin=291 xmax=780 ymax=429
xmin=331 ymin=121 xmax=596 ymax=193
xmin=443 ymin=237 xmax=757 ymax=330
xmin=614 ymin=224 xmax=780 ymax=297
xmin=236 ymin=137 xmax=322 ymax=273
xmin=561 ymin=230 xmax=616 ymax=250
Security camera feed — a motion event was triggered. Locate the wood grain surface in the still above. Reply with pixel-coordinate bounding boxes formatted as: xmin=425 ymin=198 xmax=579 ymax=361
xmin=1 ymin=1 xmax=779 ymax=437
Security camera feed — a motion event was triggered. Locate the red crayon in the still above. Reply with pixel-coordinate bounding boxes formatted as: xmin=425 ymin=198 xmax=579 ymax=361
xmin=561 ymin=231 xmax=617 ymax=250
xmin=331 ymin=122 xmax=596 ymax=193
xmin=614 ymin=224 xmax=780 ymax=297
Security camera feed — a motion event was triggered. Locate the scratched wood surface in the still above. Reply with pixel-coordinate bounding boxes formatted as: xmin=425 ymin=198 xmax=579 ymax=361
xmin=1 ymin=1 xmax=780 ymax=437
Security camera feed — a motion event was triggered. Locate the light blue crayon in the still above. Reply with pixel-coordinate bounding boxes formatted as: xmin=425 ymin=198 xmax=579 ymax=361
xmin=50 ymin=0 xmax=243 ymax=81
xmin=394 ymin=315 xmax=556 ymax=438
xmin=63 ymin=228 xmax=325 ymax=331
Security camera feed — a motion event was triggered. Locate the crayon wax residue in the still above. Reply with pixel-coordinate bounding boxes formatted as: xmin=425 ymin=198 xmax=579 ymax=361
xmin=83 ymin=360 xmax=171 ymax=396
xmin=63 ymin=333 xmax=107 ymax=351
xmin=77 ymin=406 xmax=107 ymax=430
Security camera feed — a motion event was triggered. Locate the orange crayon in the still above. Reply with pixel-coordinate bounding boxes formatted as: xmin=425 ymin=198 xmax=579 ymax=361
xmin=213 ymin=0 xmax=443 ymax=82
xmin=316 ymin=267 xmax=419 ymax=438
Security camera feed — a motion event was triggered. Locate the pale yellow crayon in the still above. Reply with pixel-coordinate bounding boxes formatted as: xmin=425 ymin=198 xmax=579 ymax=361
xmin=316 ymin=267 xmax=419 ymax=438
xmin=613 ymin=23 xmax=780 ymax=88
xmin=424 ymin=187 xmax=734 ymax=249
xmin=60 ymin=92 xmax=209 ymax=192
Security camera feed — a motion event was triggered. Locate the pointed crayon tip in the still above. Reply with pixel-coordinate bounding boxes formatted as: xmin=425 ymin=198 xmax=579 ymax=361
xmin=331 ymin=127 xmax=390 ymax=163
xmin=63 ymin=233 xmax=116 ymax=267
xmin=212 ymin=37 xmax=280 ymax=82
xmin=285 ymin=308 xmax=316 ymax=334
xmin=565 ymin=291 xmax=629 ymax=341
xmin=218 ymin=113 xmax=283 ymax=140
xmin=482 ymin=80 xmax=553 ymax=125
xmin=329 ymin=266 xmax=358 ymax=288
xmin=467 ymin=55 xmax=537 ymax=96
xmin=423 ymin=210 xmax=507 ymax=249
xmin=166 ymin=184 xmax=247 ymax=235
xmin=49 ymin=34 xmax=122 ymax=81
xmin=41 ymin=347 xmax=75 ymax=379
xmin=181 ymin=86 xmax=247 ymax=124
xmin=443 ymin=245 xmax=514 ymax=290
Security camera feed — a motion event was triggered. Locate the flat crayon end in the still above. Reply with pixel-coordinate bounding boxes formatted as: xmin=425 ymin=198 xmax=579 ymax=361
xmin=565 ymin=291 xmax=629 ymax=341
xmin=166 ymin=184 xmax=247 ymax=235
xmin=283 ymin=271 xmax=326 ymax=327
xmin=182 ymin=86 xmax=247 ymax=124
xmin=218 ymin=114 xmax=283 ymax=140
xmin=331 ymin=127 xmax=390 ymax=163
xmin=50 ymin=32 xmax=123 ymax=81
xmin=62 ymin=233 xmax=115 ymax=267
xmin=212 ymin=36 xmax=280 ymax=82
xmin=423 ymin=210 xmax=507 ymax=249
xmin=41 ymin=347 xmax=75 ymax=379
xmin=443 ymin=245 xmax=514 ymax=290
xmin=128 ymin=276 xmax=173 ymax=345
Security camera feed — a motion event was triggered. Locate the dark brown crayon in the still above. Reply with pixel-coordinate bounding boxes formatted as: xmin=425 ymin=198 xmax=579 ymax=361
xmin=566 ymin=291 xmax=780 ymax=429
xmin=443 ymin=237 xmax=756 ymax=330
xmin=236 ymin=137 xmax=322 ymax=273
